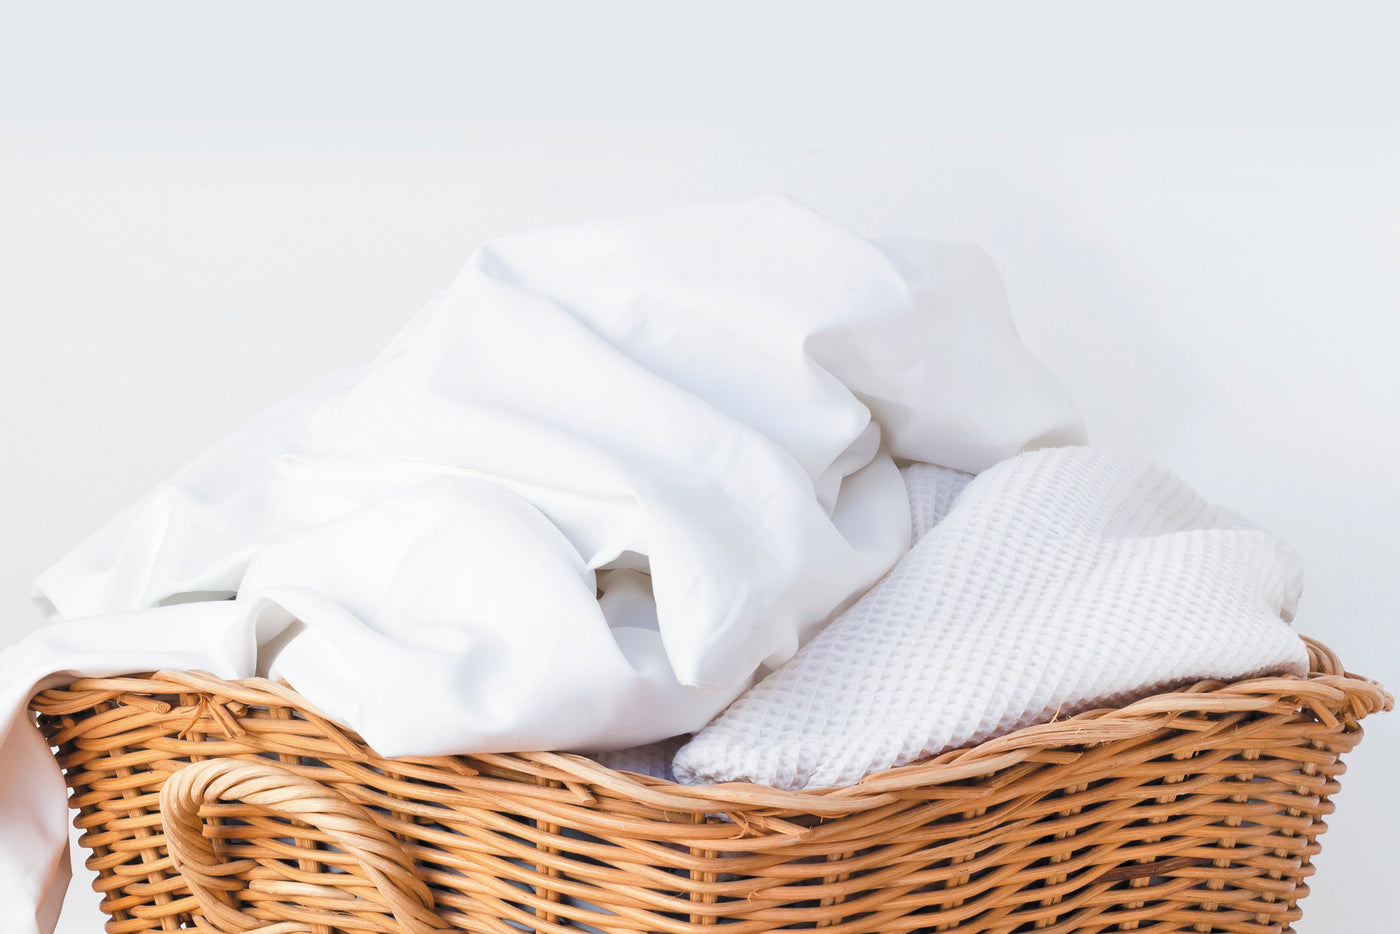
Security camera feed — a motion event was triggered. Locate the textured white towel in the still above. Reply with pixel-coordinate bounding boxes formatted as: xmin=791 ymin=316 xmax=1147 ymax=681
xmin=672 ymin=447 xmax=1309 ymax=790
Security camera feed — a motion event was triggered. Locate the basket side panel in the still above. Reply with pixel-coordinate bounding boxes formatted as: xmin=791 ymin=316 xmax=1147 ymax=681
xmin=386 ymin=708 xmax=1364 ymax=933
xmin=36 ymin=675 xmax=1373 ymax=934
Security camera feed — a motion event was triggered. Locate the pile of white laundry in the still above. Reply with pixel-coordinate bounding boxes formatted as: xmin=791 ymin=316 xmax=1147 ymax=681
xmin=0 ymin=196 xmax=1307 ymax=934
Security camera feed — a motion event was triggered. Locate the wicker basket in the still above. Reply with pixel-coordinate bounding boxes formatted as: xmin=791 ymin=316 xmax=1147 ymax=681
xmin=31 ymin=636 xmax=1390 ymax=934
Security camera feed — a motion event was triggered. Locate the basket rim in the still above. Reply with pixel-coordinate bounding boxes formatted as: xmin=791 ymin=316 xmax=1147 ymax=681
xmin=31 ymin=634 xmax=1391 ymax=817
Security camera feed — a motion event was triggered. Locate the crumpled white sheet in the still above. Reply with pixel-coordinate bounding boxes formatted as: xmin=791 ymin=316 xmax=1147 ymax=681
xmin=0 ymin=195 xmax=1084 ymax=934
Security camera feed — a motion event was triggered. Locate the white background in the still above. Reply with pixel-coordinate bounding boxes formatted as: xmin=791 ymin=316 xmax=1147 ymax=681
xmin=2 ymin=3 xmax=1396 ymax=931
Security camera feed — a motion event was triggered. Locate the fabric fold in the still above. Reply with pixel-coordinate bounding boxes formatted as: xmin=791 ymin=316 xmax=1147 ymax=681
xmin=3 ymin=195 xmax=1086 ymax=934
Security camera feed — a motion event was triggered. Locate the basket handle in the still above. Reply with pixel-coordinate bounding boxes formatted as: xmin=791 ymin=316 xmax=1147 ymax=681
xmin=160 ymin=758 xmax=446 ymax=934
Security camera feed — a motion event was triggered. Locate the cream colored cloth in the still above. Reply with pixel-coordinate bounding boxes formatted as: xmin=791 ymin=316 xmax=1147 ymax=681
xmin=673 ymin=447 xmax=1309 ymax=790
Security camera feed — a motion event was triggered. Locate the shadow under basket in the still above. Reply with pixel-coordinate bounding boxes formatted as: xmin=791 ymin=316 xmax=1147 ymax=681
xmin=31 ymin=636 xmax=1391 ymax=934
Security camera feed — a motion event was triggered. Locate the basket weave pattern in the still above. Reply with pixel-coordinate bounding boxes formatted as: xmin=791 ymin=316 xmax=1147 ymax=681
xmin=31 ymin=636 xmax=1390 ymax=934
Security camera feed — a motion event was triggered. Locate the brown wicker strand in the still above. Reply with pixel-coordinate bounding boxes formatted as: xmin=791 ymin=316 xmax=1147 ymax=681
xmin=160 ymin=758 xmax=447 ymax=933
xmin=29 ymin=634 xmax=1391 ymax=934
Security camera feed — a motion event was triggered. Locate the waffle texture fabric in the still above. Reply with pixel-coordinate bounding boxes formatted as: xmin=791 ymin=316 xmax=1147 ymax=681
xmin=672 ymin=446 xmax=1309 ymax=791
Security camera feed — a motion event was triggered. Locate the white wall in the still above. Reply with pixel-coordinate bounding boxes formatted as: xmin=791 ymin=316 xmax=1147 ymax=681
xmin=2 ymin=3 xmax=1396 ymax=931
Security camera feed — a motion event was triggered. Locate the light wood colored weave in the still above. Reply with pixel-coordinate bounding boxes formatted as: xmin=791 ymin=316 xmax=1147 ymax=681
xmin=31 ymin=635 xmax=1390 ymax=934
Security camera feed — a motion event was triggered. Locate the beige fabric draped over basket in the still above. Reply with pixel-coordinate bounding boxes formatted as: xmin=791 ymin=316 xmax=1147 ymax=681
xmin=30 ymin=635 xmax=1390 ymax=934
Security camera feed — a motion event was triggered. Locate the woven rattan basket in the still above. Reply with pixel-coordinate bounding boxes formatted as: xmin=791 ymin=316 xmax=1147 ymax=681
xmin=31 ymin=635 xmax=1390 ymax=934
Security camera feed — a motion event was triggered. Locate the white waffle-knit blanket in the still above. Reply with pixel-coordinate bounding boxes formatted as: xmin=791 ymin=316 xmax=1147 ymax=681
xmin=672 ymin=447 xmax=1309 ymax=790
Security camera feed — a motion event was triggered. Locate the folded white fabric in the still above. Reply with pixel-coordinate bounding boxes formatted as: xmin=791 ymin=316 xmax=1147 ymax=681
xmin=593 ymin=462 xmax=974 ymax=781
xmin=2 ymin=196 xmax=1084 ymax=934
xmin=672 ymin=447 xmax=1309 ymax=790
xmin=899 ymin=461 xmax=975 ymax=540
xmin=591 ymin=734 xmax=690 ymax=781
